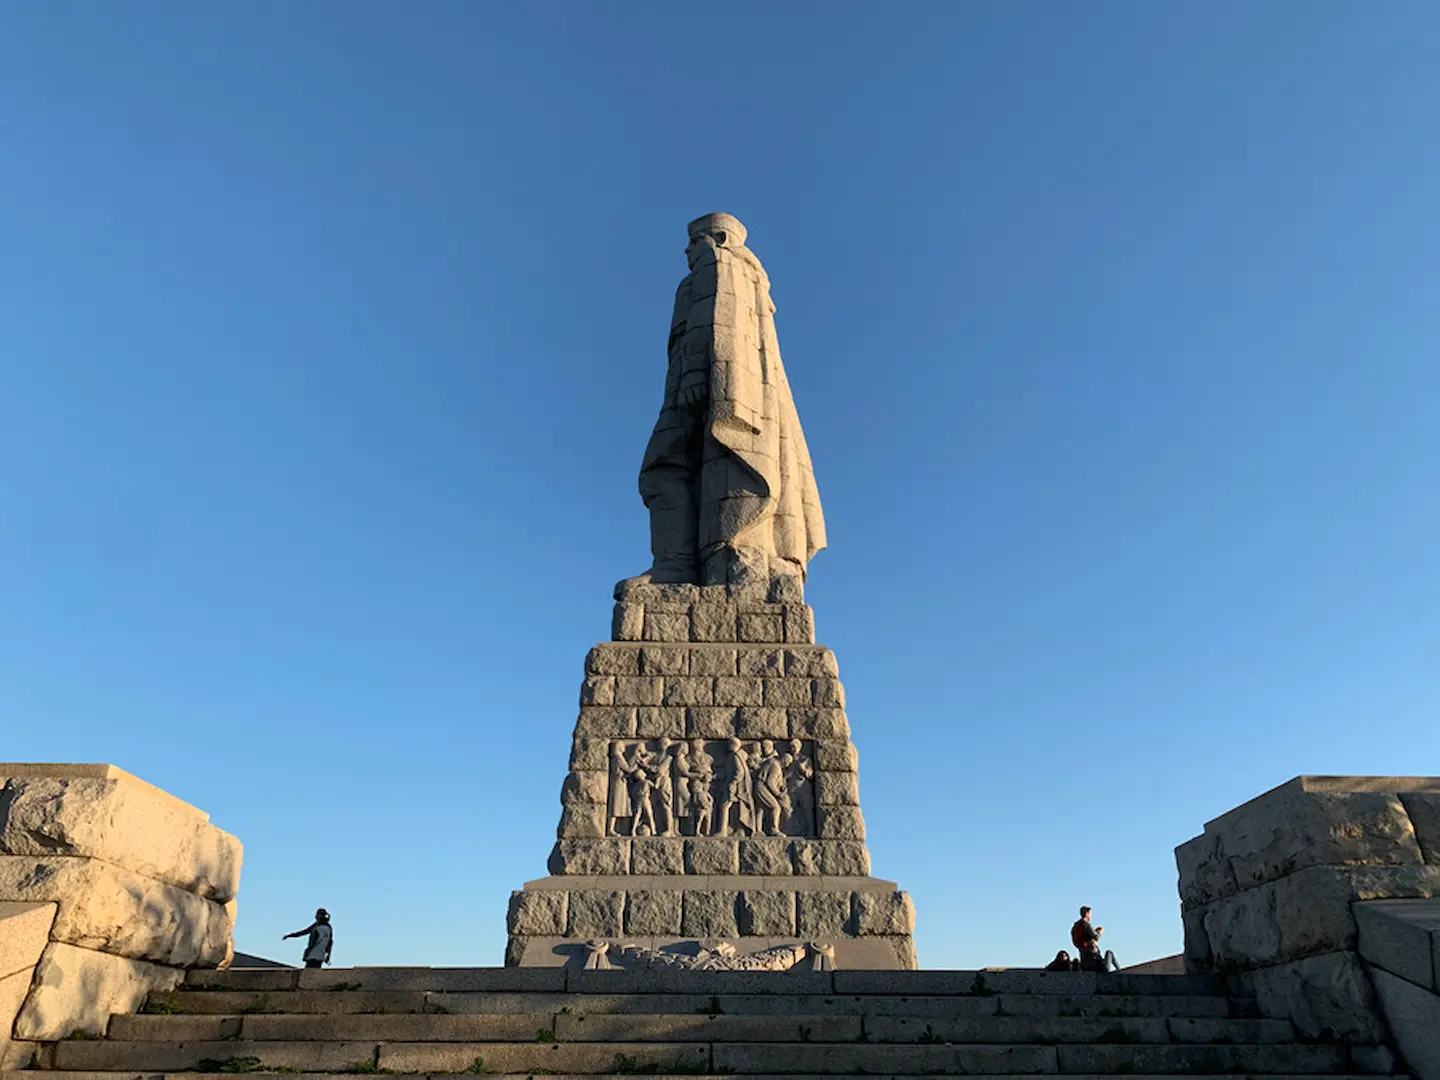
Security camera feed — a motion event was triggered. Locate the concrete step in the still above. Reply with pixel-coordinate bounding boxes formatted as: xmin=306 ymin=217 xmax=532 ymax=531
xmin=45 ymin=1039 xmax=1352 ymax=1076
xmin=708 ymin=1043 xmax=1350 ymax=1075
xmin=2 ymin=1074 xmax=1410 ymax=1080
xmin=182 ymin=967 xmax=1226 ymax=998
xmin=109 ymin=1012 xmax=1293 ymax=1045
xmin=153 ymin=989 xmax=1244 ymax=1019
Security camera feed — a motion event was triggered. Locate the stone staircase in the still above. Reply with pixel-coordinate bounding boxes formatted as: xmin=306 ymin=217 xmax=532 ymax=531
xmin=5 ymin=966 xmax=1402 ymax=1079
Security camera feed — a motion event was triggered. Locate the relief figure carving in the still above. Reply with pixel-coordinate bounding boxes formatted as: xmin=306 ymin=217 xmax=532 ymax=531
xmin=604 ymin=737 xmax=814 ymax=839
xmin=783 ymin=738 xmax=815 ymax=836
xmin=753 ymin=739 xmax=791 ymax=837
xmin=717 ymin=737 xmax=756 ymax=837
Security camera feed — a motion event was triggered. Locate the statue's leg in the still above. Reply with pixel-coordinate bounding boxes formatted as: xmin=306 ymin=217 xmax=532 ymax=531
xmin=699 ymin=446 xmax=771 ymax=588
xmin=639 ymin=411 xmax=702 ymax=583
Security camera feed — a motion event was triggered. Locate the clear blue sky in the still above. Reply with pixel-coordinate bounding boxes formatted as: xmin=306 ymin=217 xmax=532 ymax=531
xmin=2 ymin=3 xmax=1437 ymax=970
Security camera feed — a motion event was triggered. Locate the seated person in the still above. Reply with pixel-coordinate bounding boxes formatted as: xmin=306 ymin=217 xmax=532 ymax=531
xmin=1044 ymin=949 xmax=1075 ymax=972
xmin=1071 ymin=905 xmax=1120 ymax=973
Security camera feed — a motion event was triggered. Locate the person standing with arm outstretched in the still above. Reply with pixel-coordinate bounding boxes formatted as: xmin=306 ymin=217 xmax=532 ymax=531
xmin=283 ymin=908 xmax=333 ymax=969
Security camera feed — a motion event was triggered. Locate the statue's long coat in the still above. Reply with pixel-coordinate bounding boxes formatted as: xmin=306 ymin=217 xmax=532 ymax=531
xmin=642 ymin=241 xmax=826 ymax=570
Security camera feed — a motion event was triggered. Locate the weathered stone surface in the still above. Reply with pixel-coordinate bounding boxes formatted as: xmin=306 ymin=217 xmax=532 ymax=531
xmin=738 ymin=647 xmax=784 ymax=676
xmin=1202 ymin=863 xmax=1440 ymax=969
xmin=1181 ymin=783 xmax=1425 ymax=909
xmin=559 ymin=769 xmax=607 ymax=809
xmin=0 ymin=900 xmax=55 ymax=981
xmin=506 ymin=890 xmax=567 ymax=936
xmin=681 ymin=889 xmax=739 ymax=937
xmin=814 ymin=740 xmax=858 ymax=771
xmin=548 ymin=838 xmax=630 ymax=876
xmin=1182 ymin=904 xmax=1212 ymax=971
xmin=784 ymin=647 xmax=838 ymax=678
xmin=734 ymin=706 xmax=787 ymax=739
xmin=573 ymin=705 xmax=636 ymax=736
xmin=691 ymin=602 xmax=738 ymax=642
xmin=1355 ymin=897 xmax=1440 ymax=990
xmin=686 ymin=706 xmax=739 ymax=738
xmin=817 ymin=770 xmax=860 ymax=805
xmin=797 ymin=891 xmax=853 ymax=936
xmin=0 ymin=769 xmax=242 ymax=902
xmin=566 ymin=890 xmax=624 ymax=936
xmin=785 ymin=605 xmax=815 ymax=643
xmin=713 ymin=676 xmax=763 ymax=707
xmin=855 ymin=890 xmax=915 ymax=936
xmin=818 ymin=805 xmax=866 ymax=840
xmin=1372 ymin=967 xmax=1440 ymax=1080
xmin=738 ymin=611 xmax=784 ymax=642
xmin=639 ymin=646 xmax=688 ymax=676
xmin=0 ymin=855 xmax=229 ymax=967
xmin=1247 ymin=949 xmax=1386 ymax=1042
xmin=643 ymin=611 xmax=690 ymax=642
xmin=661 ymin=676 xmax=713 ymax=707
xmin=789 ymin=707 xmax=849 ymax=740
xmin=634 ymin=706 xmax=686 ymax=738
xmin=812 ymin=678 xmax=845 ymax=707
xmin=568 ymin=734 xmax=610 ymax=770
xmin=14 ymin=941 xmax=183 ymax=1040
xmin=791 ymin=839 xmax=823 ymax=875
xmin=556 ymin=803 xmax=606 ymax=839
xmin=685 ymin=837 xmax=739 ymax=875
xmin=624 ymin=891 xmax=682 ymax=935
xmin=739 ymin=837 xmax=792 ymax=876
xmin=615 ymin=579 xmax=700 ymax=604
xmin=612 ymin=676 xmax=663 ymax=707
xmin=629 ymin=838 xmax=685 ymax=875
xmin=612 ymin=602 xmax=644 ymax=641
xmin=762 ymin=677 xmax=811 ymax=707
xmin=579 ymin=675 xmax=615 ymax=705
xmin=0 ymin=967 xmax=37 ymax=1067
xmin=738 ymin=890 xmax=795 ymax=935
xmin=689 ymin=648 xmax=738 ymax=677
xmin=1402 ymin=793 xmax=1440 ymax=865
xmin=585 ymin=644 xmax=641 ymax=676
xmin=819 ymin=840 xmax=870 ymax=876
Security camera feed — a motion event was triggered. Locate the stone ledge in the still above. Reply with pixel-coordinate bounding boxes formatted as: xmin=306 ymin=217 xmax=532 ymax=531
xmin=1354 ymin=897 xmax=1440 ymax=991
xmin=0 ymin=767 xmax=242 ymax=902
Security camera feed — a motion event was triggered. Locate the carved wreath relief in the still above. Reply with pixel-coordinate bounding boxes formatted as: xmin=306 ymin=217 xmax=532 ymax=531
xmin=607 ymin=738 xmax=817 ymax=838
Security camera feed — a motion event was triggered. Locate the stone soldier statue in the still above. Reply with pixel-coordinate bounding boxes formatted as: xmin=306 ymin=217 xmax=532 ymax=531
xmin=639 ymin=213 xmax=827 ymax=591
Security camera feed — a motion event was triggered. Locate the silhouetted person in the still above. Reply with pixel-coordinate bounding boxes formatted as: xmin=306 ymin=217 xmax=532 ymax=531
xmin=1071 ymin=905 xmax=1119 ymax=972
xmin=283 ymin=908 xmax=333 ymax=969
xmin=1045 ymin=949 xmax=1075 ymax=972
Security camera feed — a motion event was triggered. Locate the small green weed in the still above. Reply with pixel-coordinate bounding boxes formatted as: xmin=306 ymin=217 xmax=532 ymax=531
xmin=797 ymin=1024 xmax=812 ymax=1042
xmin=535 ymin=1027 xmax=556 ymax=1044
xmin=140 ymin=994 xmax=179 ymax=1015
xmin=465 ymin=1057 xmax=493 ymax=1075
xmin=63 ymin=1029 xmax=98 ymax=1041
xmin=341 ymin=1062 xmax=393 ymax=1075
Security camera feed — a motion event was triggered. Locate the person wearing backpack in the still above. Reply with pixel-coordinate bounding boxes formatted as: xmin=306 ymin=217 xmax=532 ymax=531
xmin=1071 ymin=905 xmax=1119 ymax=972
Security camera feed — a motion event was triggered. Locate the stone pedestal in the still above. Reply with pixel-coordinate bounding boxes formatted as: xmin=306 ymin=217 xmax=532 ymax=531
xmin=1176 ymin=775 xmax=1440 ymax=1052
xmin=0 ymin=764 xmax=243 ymax=1060
xmin=507 ymin=579 xmax=916 ymax=970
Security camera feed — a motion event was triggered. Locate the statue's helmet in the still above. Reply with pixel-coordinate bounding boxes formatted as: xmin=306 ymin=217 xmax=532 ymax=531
xmin=687 ymin=212 xmax=747 ymax=248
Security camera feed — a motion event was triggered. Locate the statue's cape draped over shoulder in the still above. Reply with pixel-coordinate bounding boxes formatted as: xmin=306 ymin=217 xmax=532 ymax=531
xmin=687 ymin=241 xmax=827 ymax=570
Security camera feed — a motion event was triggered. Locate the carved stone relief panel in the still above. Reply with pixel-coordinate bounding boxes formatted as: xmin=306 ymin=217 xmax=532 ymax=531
xmin=607 ymin=737 xmax=817 ymax=839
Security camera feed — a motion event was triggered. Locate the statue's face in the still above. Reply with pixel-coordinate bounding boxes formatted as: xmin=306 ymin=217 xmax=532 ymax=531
xmin=685 ymin=229 xmax=726 ymax=271
xmin=761 ymin=740 xmax=774 ymax=754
